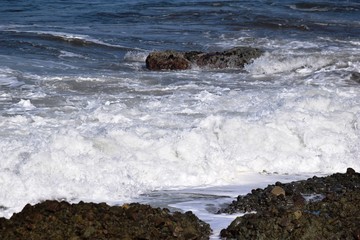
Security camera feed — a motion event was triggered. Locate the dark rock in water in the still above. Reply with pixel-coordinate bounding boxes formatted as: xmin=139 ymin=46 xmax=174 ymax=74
xmin=194 ymin=47 xmax=263 ymax=69
xmin=146 ymin=47 xmax=263 ymax=70
xmin=0 ymin=201 xmax=211 ymax=240
xmin=146 ymin=50 xmax=191 ymax=70
xmin=219 ymin=168 xmax=360 ymax=239
xmin=351 ymin=72 xmax=360 ymax=83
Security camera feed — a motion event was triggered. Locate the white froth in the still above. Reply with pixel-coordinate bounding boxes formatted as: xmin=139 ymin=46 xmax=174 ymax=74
xmin=0 ymin=78 xmax=359 ymax=218
xmin=1 ymin=34 xmax=360 ymax=222
xmin=0 ymin=67 xmax=24 ymax=87
xmin=59 ymin=50 xmax=85 ymax=59
xmin=124 ymin=51 xmax=150 ymax=62
xmin=245 ymin=52 xmax=332 ymax=75
xmin=14 ymin=99 xmax=36 ymax=110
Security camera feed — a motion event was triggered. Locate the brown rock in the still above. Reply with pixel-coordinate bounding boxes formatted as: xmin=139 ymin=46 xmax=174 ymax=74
xmin=271 ymin=186 xmax=286 ymax=197
xmin=0 ymin=201 xmax=211 ymax=240
xmin=194 ymin=47 xmax=263 ymax=69
xmin=145 ymin=47 xmax=263 ymax=70
xmin=293 ymin=210 xmax=302 ymax=220
xmin=145 ymin=51 xmax=191 ymax=70
xmin=220 ymin=168 xmax=360 ymax=240
xmin=292 ymin=194 xmax=306 ymax=208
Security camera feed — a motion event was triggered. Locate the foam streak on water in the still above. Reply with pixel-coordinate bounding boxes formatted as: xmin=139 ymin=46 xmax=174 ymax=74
xmin=0 ymin=2 xmax=359 ymax=237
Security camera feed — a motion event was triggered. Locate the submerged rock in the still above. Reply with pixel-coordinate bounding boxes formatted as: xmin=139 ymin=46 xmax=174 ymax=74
xmin=351 ymin=72 xmax=360 ymax=83
xmin=0 ymin=201 xmax=211 ymax=240
xmin=146 ymin=47 xmax=263 ymax=70
xmin=219 ymin=168 xmax=360 ymax=239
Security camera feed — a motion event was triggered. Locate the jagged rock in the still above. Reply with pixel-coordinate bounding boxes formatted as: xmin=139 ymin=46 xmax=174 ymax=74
xmin=221 ymin=190 xmax=360 ymax=240
xmin=146 ymin=47 xmax=263 ymax=70
xmin=0 ymin=201 xmax=211 ymax=240
xmin=219 ymin=168 xmax=360 ymax=239
xmin=219 ymin=167 xmax=360 ymax=214
xmin=194 ymin=47 xmax=263 ymax=69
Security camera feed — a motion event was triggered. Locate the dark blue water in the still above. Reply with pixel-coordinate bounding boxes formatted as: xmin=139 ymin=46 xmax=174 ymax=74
xmin=1 ymin=0 xmax=359 ymax=75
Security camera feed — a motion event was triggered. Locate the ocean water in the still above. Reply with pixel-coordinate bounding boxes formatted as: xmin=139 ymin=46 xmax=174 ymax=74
xmin=1 ymin=0 xmax=360 ymax=237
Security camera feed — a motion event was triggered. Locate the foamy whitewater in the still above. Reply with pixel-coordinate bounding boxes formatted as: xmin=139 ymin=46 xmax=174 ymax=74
xmin=0 ymin=0 xmax=359 ymax=237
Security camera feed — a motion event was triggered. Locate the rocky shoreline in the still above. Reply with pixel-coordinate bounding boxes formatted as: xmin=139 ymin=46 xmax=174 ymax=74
xmin=0 ymin=201 xmax=211 ymax=240
xmin=0 ymin=168 xmax=359 ymax=239
xmin=220 ymin=168 xmax=360 ymax=239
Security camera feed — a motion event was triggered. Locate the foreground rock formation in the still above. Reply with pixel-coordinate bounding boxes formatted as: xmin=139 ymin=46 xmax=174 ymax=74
xmin=219 ymin=168 xmax=360 ymax=239
xmin=0 ymin=201 xmax=211 ymax=240
xmin=145 ymin=47 xmax=263 ymax=70
xmin=0 ymin=168 xmax=359 ymax=239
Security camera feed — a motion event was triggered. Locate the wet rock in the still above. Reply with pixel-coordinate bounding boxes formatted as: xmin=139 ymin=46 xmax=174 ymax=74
xmin=146 ymin=47 xmax=263 ymax=70
xmin=219 ymin=168 xmax=360 ymax=239
xmin=194 ymin=47 xmax=263 ymax=69
xmin=0 ymin=201 xmax=211 ymax=240
xmin=219 ymin=168 xmax=360 ymax=214
xmin=146 ymin=50 xmax=191 ymax=70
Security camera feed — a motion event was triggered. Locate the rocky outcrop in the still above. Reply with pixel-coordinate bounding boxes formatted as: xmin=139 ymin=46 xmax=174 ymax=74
xmin=219 ymin=168 xmax=360 ymax=239
xmin=0 ymin=201 xmax=211 ymax=240
xmin=221 ymin=190 xmax=360 ymax=240
xmin=146 ymin=47 xmax=263 ymax=70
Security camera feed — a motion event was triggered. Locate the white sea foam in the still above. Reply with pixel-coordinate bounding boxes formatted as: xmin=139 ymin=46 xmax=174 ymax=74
xmin=59 ymin=50 xmax=85 ymax=59
xmin=0 ymin=75 xmax=359 ymax=218
xmin=0 ymin=75 xmax=22 ymax=87
xmin=1 ymin=42 xmax=359 ymax=220
xmin=13 ymin=99 xmax=36 ymax=110
xmin=244 ymin=52 xmax=332 ymax=75
xmin=0 ymin=67 xmax=24 ymax=87
xmin=124 ymin=51 xmax=150 ymax=62
xmin=1 ymin=27 xmax=359 ymax=227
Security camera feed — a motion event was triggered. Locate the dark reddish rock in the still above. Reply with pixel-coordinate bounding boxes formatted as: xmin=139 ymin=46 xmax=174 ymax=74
xmin=146 ymin=47 xmax=263 ymax=70
xmin=0 ymin=201 xmax=211 ymax=240
xmin=146 ymin=50 xmax=191 ymax=70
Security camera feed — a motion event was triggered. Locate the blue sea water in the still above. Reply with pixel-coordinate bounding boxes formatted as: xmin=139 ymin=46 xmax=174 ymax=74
xmin=0 ymin=0 xmax=360 ymax=236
